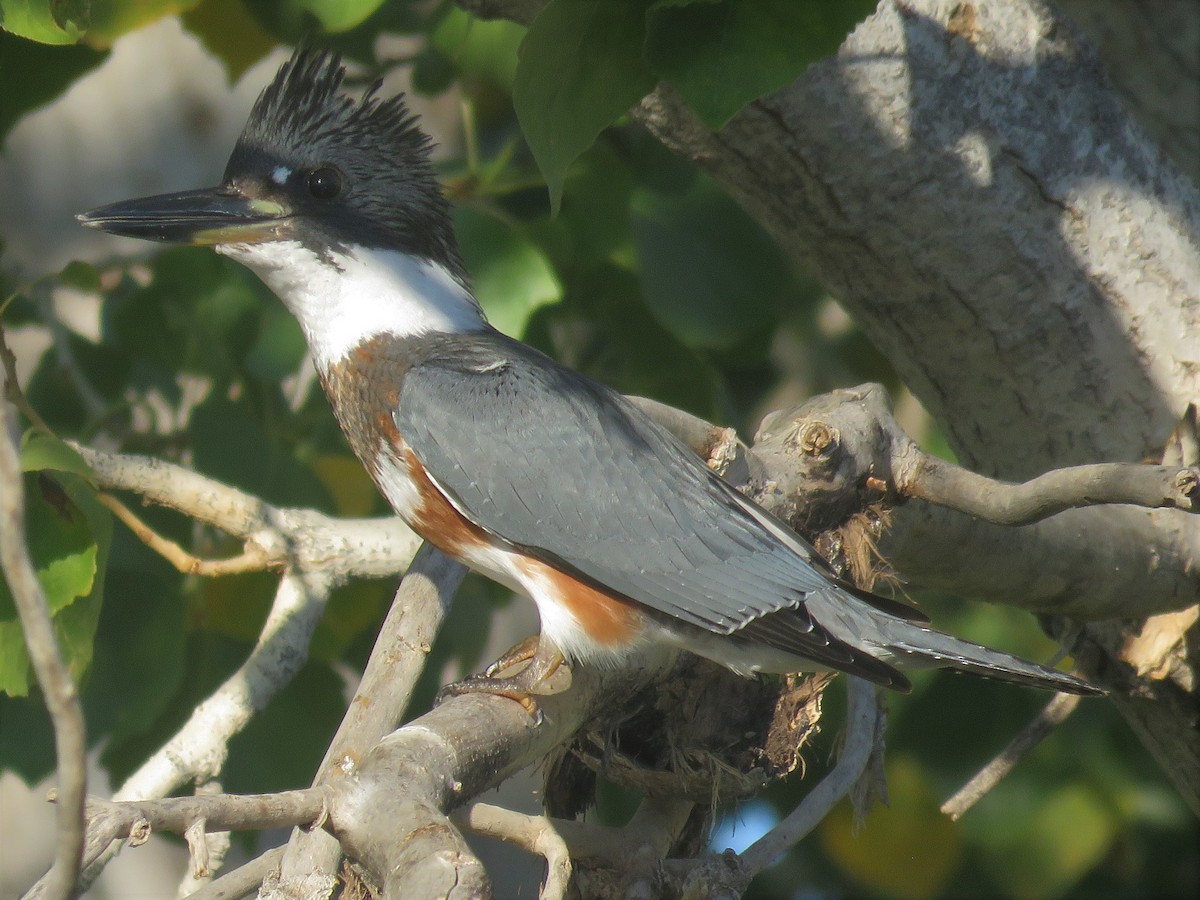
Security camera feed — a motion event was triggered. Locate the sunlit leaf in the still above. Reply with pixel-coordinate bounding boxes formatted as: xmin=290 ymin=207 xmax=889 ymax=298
xmin=977 ymin=782 xmax=1119 ymax=898
xmin=0 ymin=472 xmax=110 ymax=695
xmin=0 ymin=0 xmax=88 ymax=44
xmin=432 ymin=5 xmax=526 ymax=91
xmin=20 ymin=429 xmax=93 ymax=480
xmin=294 ymin=0 xmax=384 ymax=33
xmin=84 ymin=0 xmax=200 ymax=47
xmin=454 ymin=206 xmax=562 ymax=338
xmin=0 ymin=29 xmax=106 ymax=141
xmin=645 ymin=0 xmax=875 ymax=127
xmin=820 ymin=756 xmax=962 ymax=897
xmin=513 ymin=0 xmax=655 ymax=213
xmin=181 ymin=0 xmax=275 ymax=80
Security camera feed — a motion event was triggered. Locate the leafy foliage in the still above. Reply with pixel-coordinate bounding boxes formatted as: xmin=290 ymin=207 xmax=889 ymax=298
xmin=0 ymin=2 xmax=1194 ymax=898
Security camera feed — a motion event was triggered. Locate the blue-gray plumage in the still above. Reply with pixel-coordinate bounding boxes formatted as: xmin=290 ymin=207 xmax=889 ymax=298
xmin=77 ymin=45 xmax=1102 ymax=700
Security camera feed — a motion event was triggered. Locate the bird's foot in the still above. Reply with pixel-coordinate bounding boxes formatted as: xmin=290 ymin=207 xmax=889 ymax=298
xmin=436 ymin=635 xmax=566 ymax=725
xmin=485 ymin=634 xmax=542 ymax=677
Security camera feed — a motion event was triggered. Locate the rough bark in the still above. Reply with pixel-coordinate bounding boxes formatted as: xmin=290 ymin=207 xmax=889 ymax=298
xmin=629 ymin=0 xmax=1200 ymax=813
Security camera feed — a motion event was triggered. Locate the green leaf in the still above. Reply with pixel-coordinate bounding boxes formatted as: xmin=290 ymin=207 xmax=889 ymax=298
xmin=454 ymin=206 xmax=562 ymax=338
xmin=514 ymin=0 xmax=656 ymax=213
xmin=0 ymin=29 xmax=107 ymax=141
xmin=180 ymin=0 xmax=275 ymax=80
xmin=432 ymin=5 xmax=526 ymax=91
xmin=629 ymin=178 xmax=790 ymax=349
xmin=0 ymin=691 xmax=56 ymax=781
xmin=0 ymin=472 xmax=110 ymax=695
xmin=295 ymin=0 xmax=384 ymax=33
xmin=103 ymin=247 xmax=266 ymax=392
xmin=58 ymin=259 xmax=100 ymax=292
xmin=87 ymin=561 xmax=186 ymax=761
xmin=978 ymin=782 xmax=1119 ymax=898
xmin=645 ymin=0 xmax=876 ymax=128
xmin=84 ymin=0 xmax=201 ymax=47
xmin=20 ymin=429 xmax=94 ymax=480
xmin=820 ymin=756 xmax=962 ymax=896
xmin=0 ymin=0 xmax=88 ymax=44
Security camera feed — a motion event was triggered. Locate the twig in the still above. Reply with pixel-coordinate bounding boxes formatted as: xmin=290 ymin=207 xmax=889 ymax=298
xmin=941 ymin=692 xmax=1082 ymax=820
xmin=184 ymin=846 xmax=285 ymax=900
xmin=739 ymin=677 xmax=878 ymax=875
xmin=909 ymin=456 xmax=1200 ymax=524
xmin=114 ymin=569 xmax=334 ymax=803
xmin=78 ymin=788 xmax=326 ymax=869
xmin=452 ymin=803 xmax=572 ymax=900
xmin=0 ymin=367 xmax=87 ymax=900
xmin=96 ymin=492 xmax=277 ymax=576
xmin=37 ymin=291 xmax=107 ymax=421
xmin=178 ymin=779 xmax=233 ymax=896
xmin=274 ymin=543 xmax=466 ymax=893
xmin=45 ymin=568 xmax=337 ymax=899
xmin=72 ymin=444 xmax=421 ymax=581
xmin=0 ymin=317 xmax=52 ymax=433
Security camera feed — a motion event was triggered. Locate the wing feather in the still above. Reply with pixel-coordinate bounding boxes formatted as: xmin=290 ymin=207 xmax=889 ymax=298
xmin=396 ymin=331 xmax=920 ymax=682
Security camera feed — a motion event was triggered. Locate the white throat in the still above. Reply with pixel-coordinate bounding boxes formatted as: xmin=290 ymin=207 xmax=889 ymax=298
xmin=218 ymin=241 xmax=486 ymax=371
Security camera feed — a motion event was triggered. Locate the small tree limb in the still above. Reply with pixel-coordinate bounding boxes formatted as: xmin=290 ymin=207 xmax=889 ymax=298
xmin=95 ymin=492 xmax=277 ymax=576
xmin=1 ymin=369 xmax=87 ymax=900
xmin=70 ymin=789 xmax=326 ymax=874
xmin=184 ymin=846 xmax=285 ymax=900
xmin=941 ymin=692 xmax=1082 ymax=821
xmin=739 ymin=677 xmax=879 ymax=876
xmin=273 ymin=544 xmax=467 ymax=897
xmin=452 ymin=803 xmax=572 ymax=900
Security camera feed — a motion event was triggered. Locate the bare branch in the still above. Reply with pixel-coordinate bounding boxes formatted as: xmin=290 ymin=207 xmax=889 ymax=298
xmin=77 ymin=788 xmax=326 ymax=872
xmin=95 ymin=492 xmax=276 ymax=576
xmin=331 ymin=657 xmax=676 ymax=898
xmin=739 ymin=677 xmax=879 ymax=876
xmin=0 ymin=370 xmax=86 ymax=900
xmin=907 ymin=456 xmax=1199 ymax=525
xmin=452 ymin=803 xmax=572 ymax=900
xmin=184 ymin=846 xmax=285 ymax=900
xmin=275 ymin=544 xmax=467 ymax=895
xmin=941 ymin=692 xmax=1082 ymax=821
xmin=72 ymin=445 xmax=422 ymax=581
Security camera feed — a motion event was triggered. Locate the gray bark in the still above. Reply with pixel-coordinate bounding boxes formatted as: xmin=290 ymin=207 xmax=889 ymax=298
xmin=629 ymin=0 xmax=1200 ymax=812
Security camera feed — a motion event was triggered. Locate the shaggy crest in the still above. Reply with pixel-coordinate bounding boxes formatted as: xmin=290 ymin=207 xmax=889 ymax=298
xmin=224 ymin=45 xmax=465 ymax=277
xmin=235 ymin=47 xmax=433 ymax=167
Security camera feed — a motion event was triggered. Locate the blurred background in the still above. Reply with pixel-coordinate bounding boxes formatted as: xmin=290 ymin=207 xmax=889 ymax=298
xmin=1 ymin=3 xmax=1197 ymax=898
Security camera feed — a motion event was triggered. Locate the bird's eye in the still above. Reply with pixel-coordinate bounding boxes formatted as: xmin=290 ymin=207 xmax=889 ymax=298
xmin=306 ymin=166 xmax=344 ymax=200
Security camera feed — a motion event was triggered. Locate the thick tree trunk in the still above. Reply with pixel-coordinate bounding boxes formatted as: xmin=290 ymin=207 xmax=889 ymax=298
xmin=634 ymin=0 xmax=1200 ymax=812
xmin=466 ymin=0 xmax=1200 ymax=812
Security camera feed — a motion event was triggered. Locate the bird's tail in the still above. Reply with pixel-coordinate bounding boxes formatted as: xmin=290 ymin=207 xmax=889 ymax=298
xmin=879 ymin=621 xmax=1103 ymax=695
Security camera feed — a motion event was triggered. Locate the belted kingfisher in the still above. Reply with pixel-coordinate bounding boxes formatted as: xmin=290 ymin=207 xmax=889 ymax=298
xmin=79 ymin=47 xmax=1100 ymax=701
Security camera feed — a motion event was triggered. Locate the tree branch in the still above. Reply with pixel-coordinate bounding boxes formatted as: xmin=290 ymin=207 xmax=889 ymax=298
xmin=452 ymin=803 xmax=572 ymax=900
xmin=740 ymin=677 xmax=879 ymax=876
xmin=941 ymin=692 xmax=1082 ymax=820
xmin=273 ymin=543 xmax=467 ymax=897
xmin=76 ymin=789 xmax=327 ymax=873
xmin=1 ymin=364 xmax=87 ymax=900
xmin=330 ymin=656 xmax=678 ymax=898
xmin=72 ymin=445 xmax=422 ymax=581
xmin=185 ymin=846 xmax=285 ymax=900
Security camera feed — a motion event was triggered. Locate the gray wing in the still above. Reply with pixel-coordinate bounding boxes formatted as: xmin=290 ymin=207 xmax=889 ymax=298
xmin=396 ymin=331 xmax=919 ymax=682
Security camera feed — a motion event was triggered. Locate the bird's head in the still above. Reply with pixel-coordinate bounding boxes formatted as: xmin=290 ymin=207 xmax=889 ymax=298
xmin=78 ymin=47 xmax=465 ymax=280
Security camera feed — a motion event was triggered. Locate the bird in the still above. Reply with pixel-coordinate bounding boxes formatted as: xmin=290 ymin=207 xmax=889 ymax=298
xmin=78 ymin=46 xmax=1101 ymax=705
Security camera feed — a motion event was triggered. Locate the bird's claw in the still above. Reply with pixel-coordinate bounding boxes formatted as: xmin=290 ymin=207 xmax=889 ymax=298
xmin=435 ymin=675 xmax=544 ymax=725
